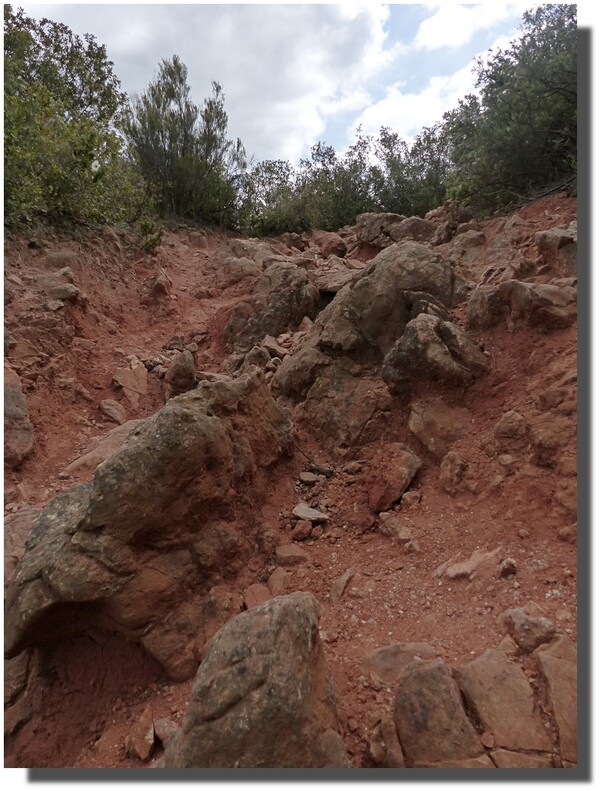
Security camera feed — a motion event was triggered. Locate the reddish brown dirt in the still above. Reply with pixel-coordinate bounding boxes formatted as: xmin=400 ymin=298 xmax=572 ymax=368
xmin=3 ymin=193 xmax=577 ymax=768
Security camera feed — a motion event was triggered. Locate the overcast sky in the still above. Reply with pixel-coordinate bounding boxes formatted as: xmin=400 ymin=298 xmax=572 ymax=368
xmin=18 ymin=2 xmax=581 ymax=165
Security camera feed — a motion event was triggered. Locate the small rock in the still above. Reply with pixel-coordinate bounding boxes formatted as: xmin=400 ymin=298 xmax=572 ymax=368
xmin=342 ymin=461 xmax=363 ymax=475
xmin=499 ymin=558 xmax=518 ymax=578
xmin=267 ymin=567 xmax=292 ymax=595
xmin=243 ymin=583 xmax=272 ymax=609
xmin=481 ymin=731 xmax=495 ymax=749
xmin=153 ymin=718 xmax=179 ymax=748
xmin=445 ymin=547 xmax=502 ymax=580
xmin=558 ymin=524 xmax=576 ymax=543
xmin=298 ymin=471 xmax=320 ymax=485
xmin=100 ymin=399 xmax=127 ymax=425
xmin=275 ymin=544 xmax=309 ymax=566
xmin=292 ymin=503 xmax=330 ymax=523
xmin=292 ymin=520 xmax=313 ymax=541
xmin=309 ymin=463 xmax=334 ymax=478
xmin=401 ymin=490 xmax=421 ymax=507
xmin=502 ymin=607 xmax=557 ymax=653
xmin=330 ymin=568 xmax=356 ymax=604
xmin=125 ymin=704 xmax=155 ymax=761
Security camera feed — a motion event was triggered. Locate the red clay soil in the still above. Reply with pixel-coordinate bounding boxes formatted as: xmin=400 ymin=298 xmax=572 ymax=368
xmin=3 ymin=194 xmax=578 ymax=768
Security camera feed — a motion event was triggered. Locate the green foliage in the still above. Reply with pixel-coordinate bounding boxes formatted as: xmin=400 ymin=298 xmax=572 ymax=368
xmin=139 ymin=217 xmax=164 ymax=254
xmin=4 ymin=5 xmax=149 ymax=227
xmin=123 ymin=58 xmax=246 ymax=227
xmin=441 ymin=4 xmax=577 ymax=212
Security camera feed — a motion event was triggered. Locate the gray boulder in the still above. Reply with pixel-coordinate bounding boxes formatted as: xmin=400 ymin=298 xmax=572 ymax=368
xmin=4 ymin=365 xmax=35 ymax=468
xmin=4 ymin=369 xmax=293 ymax=680
xmin=164 ymin=592 xmax=350 ymax=768
xmin=382 ymin=314 xmax=489 ymax=394
xmin=223 ymin=262 xmax=319 ymax=352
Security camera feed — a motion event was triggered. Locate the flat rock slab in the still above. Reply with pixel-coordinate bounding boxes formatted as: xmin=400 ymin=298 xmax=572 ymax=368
xmin=275 ymin=544 xmax=310 ymax=566
xmin=62 ymin=419 xmax=145 ymax=477
xmin=267 ymin=567 xmax=292 ymax=595
xmin=330 ymin=568 xmax=356 ymax=604
xmin=421 ymin=755 xmax=495 ymax=769
xmin=112 ymin=358 xmax=148 ymax=409
xmin=454 ymin=648 xmax=552 ymax=752
xmin=536 ymin=636 xmax=577 ymax=763
xmin=243 ymin=583 xmax=272 ymax=610
xmin=491 ymin=749 xmax=554 ymax=768
xmin=443 ymin=546 xmax=502 ymax=580
xmin=394 ymin=658 xmax=483 ymax=766
xmin=364 ymin=642 xmax=436 ymax=684
xmin=100 ymin=399 xmax=127 ymax=425
xmin=292 ymin=503 xmax=330 ymax=523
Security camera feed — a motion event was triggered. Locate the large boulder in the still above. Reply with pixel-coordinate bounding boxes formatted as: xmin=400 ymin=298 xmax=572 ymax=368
xmin=355 ymin=212 xmax=406 ymax=247
xmin=223 ymin=262 xmax=319 ymax=352
xmin=394 ymin=658 xmax=483 ymax=767
xmin=163 ymin=592 xmax=350 ymax=768
xmin=272 ymin=242 xmax=467 ymax=448
xmin=4 ymin=365 xmax=35 ymax=468
xmin=534 ymin=221 xmax=577 ymax=278
xmin=468 ymin=279 xmax=577 ymax=331
xmin=382 ymin=314 xmax=489 ymax=395
xmin=453 ymin=649 xmax=552 ymax=752
xmin=4 ymin=369 xmax=294 ymax=680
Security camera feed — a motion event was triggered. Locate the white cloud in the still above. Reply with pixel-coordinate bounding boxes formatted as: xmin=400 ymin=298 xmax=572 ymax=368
xmin=21 ymin=2 xmax=396 ymax=163
xmin=414 ymin=2 xmax=532 ymax=51
xmin=350 ymin=29 xmax=525 ymax=144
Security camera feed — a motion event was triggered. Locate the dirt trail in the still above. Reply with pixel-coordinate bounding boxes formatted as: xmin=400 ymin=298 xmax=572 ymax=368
xmin=3 ymin=195 xmax=578 ymax=768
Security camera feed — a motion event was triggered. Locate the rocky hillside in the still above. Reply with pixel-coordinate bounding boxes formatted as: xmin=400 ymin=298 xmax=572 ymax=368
xmin=4 ymin=194 xmax=577 ymax=769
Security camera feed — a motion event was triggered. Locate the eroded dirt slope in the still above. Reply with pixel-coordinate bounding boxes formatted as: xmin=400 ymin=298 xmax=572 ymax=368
xmin=3 ymin=194 xmax=577 ymax=768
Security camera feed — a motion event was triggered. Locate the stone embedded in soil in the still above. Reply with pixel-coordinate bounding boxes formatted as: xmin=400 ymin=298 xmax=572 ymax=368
xmin=112 ymin=357 xmax=148 ymax=409
xmin=429 ymin=756 xmax=495 ymax=769
xmin=439 ymin=451 xmax=468 ymax=495
xmin=125 ymin=704 xmax=155 ymax=762
xmin=99 ymin=398 xmax=127 ymax=425
xmin=330 ymin=567 xmax=356 ymax=604
xmin=154 ymin=718 xmax=179 ymax=748
xmin=502 ymin=607 xmax=557 ymax=653
xmin=441 ymin=546 xmax=502 ymax=580
xmin=292 ymin=503 xmax=330 ymax=523
xmin=4 ymin=364 xmax=35 ymax=468
xmin=453 ymin=648 xmax=552 ymax=752
xmin=291 ymin=520 xmax=313 ymax=541
xmin=378 ymin=715 xmax=406 ymax=767
xmin=490 ymin=749 xmax=554 ymax=769
xmin=366 ymin=443 xmax=422 ymax=513
xmin=243 ymin=583 xmax=272 ymax=609
xmin=499 ymin=557 xmax=518 ymax=577
xmin=298 ymin=471 xmax=320 ymax=485
xmin=394 ymin=658 xmax=483 ymax=766
xmin=275 ymin=544 xmax=310 ymax=566
xmin=377 ymin=512 xmax=413 ymax=545
xmin=536 ymin=635 xmax=577 ymax=763
xmin=364 ymin=642 xmax=436 ymax=684
xmin=267 ymin=567 xmax=292 ymax=595
xmin=408 ymin=398 xmax=470 ymax=459
xmin=163 ymin=349 xmax=197 ymax=400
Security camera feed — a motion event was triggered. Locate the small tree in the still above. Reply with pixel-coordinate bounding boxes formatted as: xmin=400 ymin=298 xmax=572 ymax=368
xmin=124 ymin=62 xmax=247 ymax=227
xmin=442 ymin=4 xmax=577 ymax=211
xmin=4 ymin=5 xmax=146 ymax=226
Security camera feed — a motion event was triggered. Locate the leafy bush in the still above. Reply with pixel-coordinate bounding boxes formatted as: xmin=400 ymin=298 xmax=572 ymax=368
xmin=4 ymin=5 xmax=149 ymax=228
